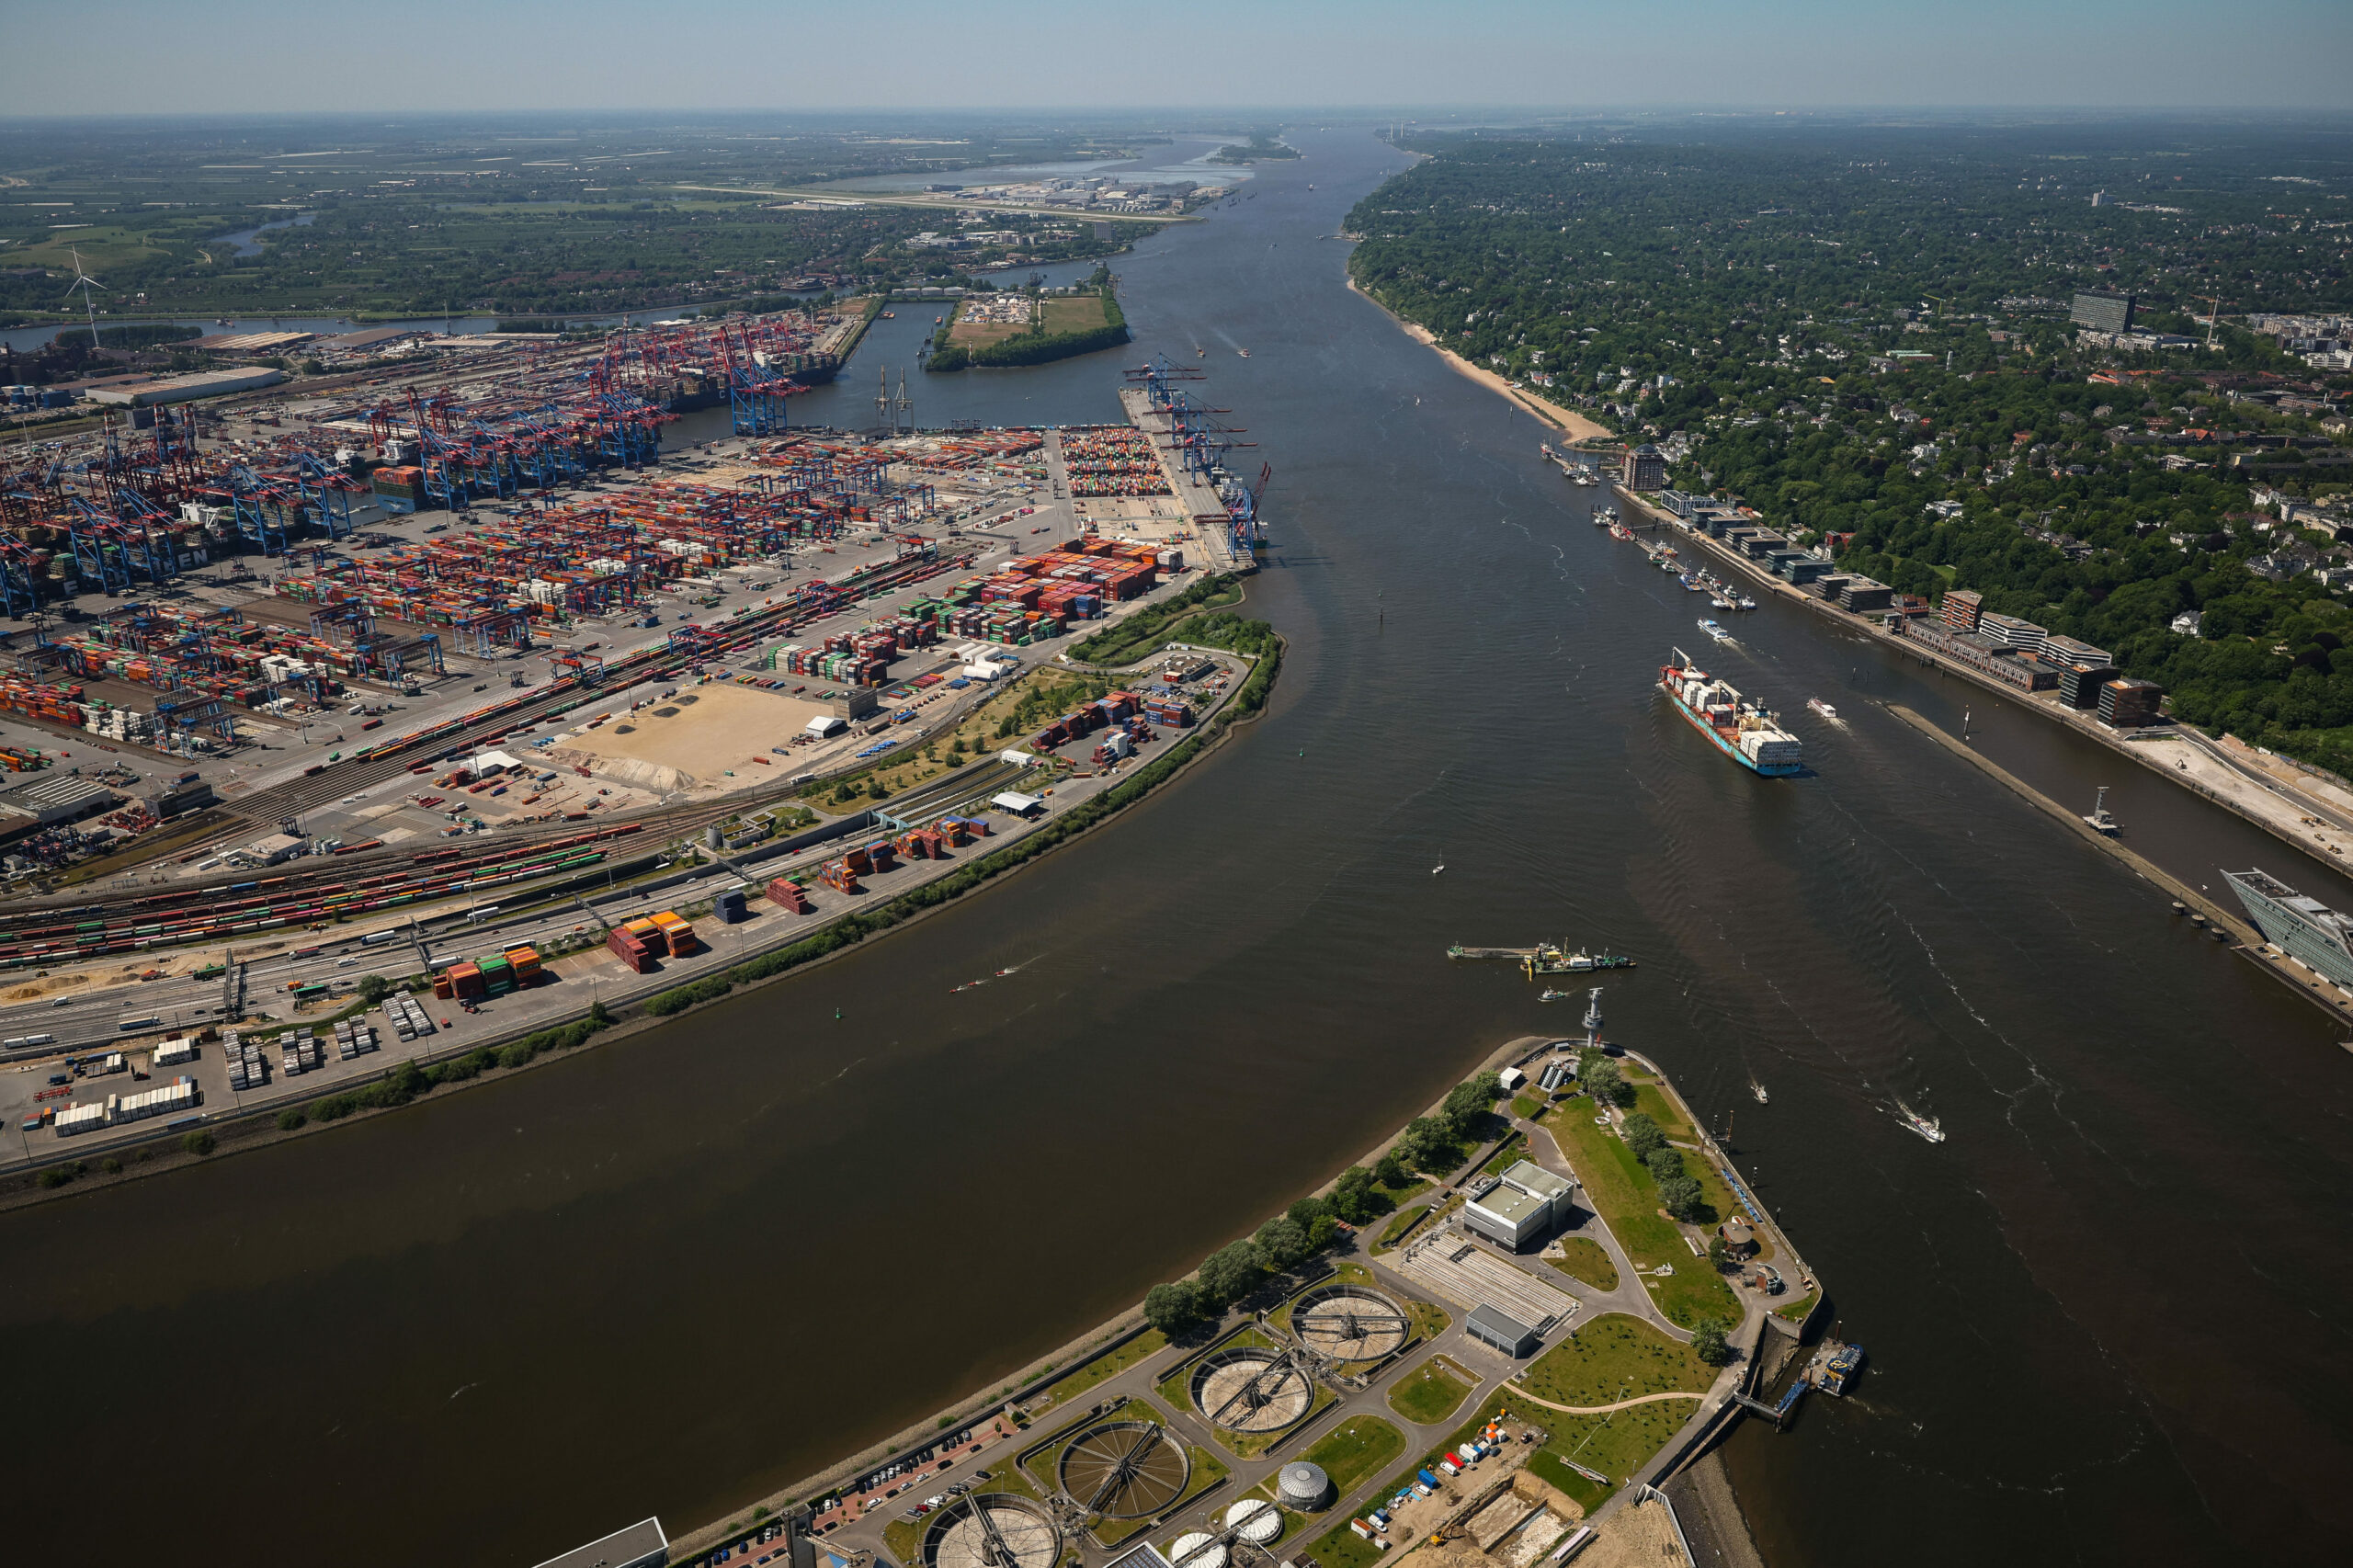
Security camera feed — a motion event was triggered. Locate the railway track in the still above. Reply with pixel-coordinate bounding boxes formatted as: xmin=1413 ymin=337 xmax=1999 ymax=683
xmin=226 ymin=544 xmax=973 ymax=824
xmin=0 ymin=547 xmax=1028 ymax=964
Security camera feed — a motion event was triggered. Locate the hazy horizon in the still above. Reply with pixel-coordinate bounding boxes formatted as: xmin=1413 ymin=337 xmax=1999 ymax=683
xmin=4 ymin=0 xmax=2348 ymax=117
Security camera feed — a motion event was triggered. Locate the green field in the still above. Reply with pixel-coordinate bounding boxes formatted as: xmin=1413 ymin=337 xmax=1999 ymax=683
xmin=1297 ymin=1415 xmax=1408 ymax=1499
xmin=1027 ymin=1328 xmax=1167 ymax=1414
xmin=1623 ymin=1077 xmax=1747 ymax=1241
xmin=1541 ymin=1114 xmax=1739 ymax=1330
xmin=1518 ymin=1313 xmax=1716 ymax=1407
xmin=1387 ymin=1356 xmax=1477 ymax=1425
xmin=1306 ymin=1517 xmax=1388 ymax=1568
xmin=1544 ymin=1237 xmax=1620 ymax=1292
xmin=1524 ymin=1398 xmax=1698 ymax=1500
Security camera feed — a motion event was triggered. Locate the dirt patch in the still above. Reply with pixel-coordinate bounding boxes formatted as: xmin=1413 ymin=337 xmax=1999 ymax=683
xmin=5 ymin=973 xmax=94 ymax=1002
xmin=561 ymin=682 xmax=831 ymax=788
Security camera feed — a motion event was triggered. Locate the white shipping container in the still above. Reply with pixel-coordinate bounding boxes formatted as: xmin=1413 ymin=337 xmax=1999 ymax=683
xmin=54 ymin=1102 xmax=108 ymax=1136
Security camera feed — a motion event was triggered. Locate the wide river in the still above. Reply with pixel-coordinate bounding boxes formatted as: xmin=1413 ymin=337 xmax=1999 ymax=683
xmin=8 ymin=131 xmax=2350 ymax=1568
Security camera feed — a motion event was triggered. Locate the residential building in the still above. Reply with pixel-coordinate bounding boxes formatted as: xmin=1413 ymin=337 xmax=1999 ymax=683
xmin=1620 ymin=444 xmax=1667 ymax=491
xmin=2070 ymin=292 xmax=2137 ymax=335
xmin=2097 ymin=677 xmax=2164 ymax=728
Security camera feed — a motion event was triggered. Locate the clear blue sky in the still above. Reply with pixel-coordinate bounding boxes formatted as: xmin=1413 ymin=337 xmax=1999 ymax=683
xmin=5 ymin=0 xmax=2348 ymax=115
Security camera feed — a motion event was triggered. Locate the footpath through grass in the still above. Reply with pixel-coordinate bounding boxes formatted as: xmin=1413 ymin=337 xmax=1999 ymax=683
xmin=1542 ymin=1101 xmax=1738 ymax=1331
xmin=1068 ymin=573 xmax=1247 ymax=666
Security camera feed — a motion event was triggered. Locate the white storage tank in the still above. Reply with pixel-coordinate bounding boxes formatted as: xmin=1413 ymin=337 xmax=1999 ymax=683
xmin=1277 ymin=1460 xmax=1332 ymax=1510
xmin=1223 ymin=1500 xmax=1280 ymax=1545
xmin=1169 ymin=1533 xmax=1226 ymax=1568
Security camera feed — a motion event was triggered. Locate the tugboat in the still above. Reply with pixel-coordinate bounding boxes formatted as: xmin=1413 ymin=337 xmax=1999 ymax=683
xmin=2082 ymin=787 xmax=2120 ymax=835
xmin=1895 ymin=1097 xmax=1946 ymax=1143
xmin=1540 ymin=987 xmax=1573 ymax=1002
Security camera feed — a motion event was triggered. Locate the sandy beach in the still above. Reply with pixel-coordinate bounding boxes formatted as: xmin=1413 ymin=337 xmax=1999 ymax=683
xmin=1349 ymin=278 xmax=1615 ymax=442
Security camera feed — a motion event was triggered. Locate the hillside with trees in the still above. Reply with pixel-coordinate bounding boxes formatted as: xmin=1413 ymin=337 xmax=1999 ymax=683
xmin=1347 ymin=122 xmax=2353 ymax=772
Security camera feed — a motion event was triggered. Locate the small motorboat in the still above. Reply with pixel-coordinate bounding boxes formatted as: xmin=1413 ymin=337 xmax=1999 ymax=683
xmin=1750 ymin=1079 xmax=1768 ymax=1105
xmin=1895 ymin=1098 xmax=1946 ymax=1143
xmin=1699 ymin=619 xmax=1731 ymax=642
xmin=1540 ymin=988 xmax=1573 ymax=1002
xmin=1807 ymin=698 xmax=1838 ymax=720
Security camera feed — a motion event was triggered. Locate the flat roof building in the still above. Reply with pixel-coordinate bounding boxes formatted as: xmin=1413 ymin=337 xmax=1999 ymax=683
xmin=2097 ymin=677 xmax=2163 ymax=728
xmin=1461 ymin=1159 xmax=1575 ymax=1252
xmin=1465 ymin=1303 xmax=1542 ymax=1358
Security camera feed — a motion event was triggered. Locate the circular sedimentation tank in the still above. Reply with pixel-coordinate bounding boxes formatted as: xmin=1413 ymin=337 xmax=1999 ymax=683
xmin=924 ymin=1494 xmax=1060 ymax=1568
xmin=1058 ymin=1419 xmax=1191 ymax=1519
xmin=1190 ymin=1348 xmax=1313 ymax=1433
xmin=1290 ymin=1285 xmax=1411 ymax=1363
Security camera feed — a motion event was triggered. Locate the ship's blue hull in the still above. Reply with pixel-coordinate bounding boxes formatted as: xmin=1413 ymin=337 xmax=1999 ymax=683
xmin=1663 ymin=684 xmax=1802 ymax=776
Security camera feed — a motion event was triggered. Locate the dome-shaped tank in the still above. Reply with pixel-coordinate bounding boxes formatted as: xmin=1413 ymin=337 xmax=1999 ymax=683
xmin=1277 ymin=1460 xmax=1333 ymax=1509
xmin=1223 ymin=1499 xmax=1281 ymax=1543
xmin=1170 ymin=1532 xmax=1228 ymax=1568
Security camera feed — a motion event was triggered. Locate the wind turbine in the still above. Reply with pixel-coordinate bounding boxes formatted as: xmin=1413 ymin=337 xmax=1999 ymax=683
xmin=63 ymin=245 xmax=108 ymax=351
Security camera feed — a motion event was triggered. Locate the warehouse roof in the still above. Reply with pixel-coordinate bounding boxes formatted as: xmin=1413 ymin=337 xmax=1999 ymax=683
xmin=991 ymin=790 xmax=1044 ymax=814
xmin=187 ymin=330 xmax=314 ymax=353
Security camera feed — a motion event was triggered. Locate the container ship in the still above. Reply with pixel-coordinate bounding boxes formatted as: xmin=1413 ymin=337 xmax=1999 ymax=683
xmin=1660 ymin=648 xmax=1803 ymax=776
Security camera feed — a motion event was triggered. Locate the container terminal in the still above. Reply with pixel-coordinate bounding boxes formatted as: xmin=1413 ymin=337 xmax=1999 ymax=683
xmin=0 ymin=332 xmax=1280 ymax=1139
xmin=0 ymin=309 xmax=1262 ymax=889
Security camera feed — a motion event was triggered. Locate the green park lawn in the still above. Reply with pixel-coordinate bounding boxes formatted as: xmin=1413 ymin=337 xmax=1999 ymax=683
xmin=1541 ymin=1112 xmax=1739 ymax=1330
xmin=1544 ymin=1237 xmax=1620 ymax=1292
xmin=1028 ymin=1328 xmax=1168 ymax=1414
xmin=1298 ymin=1415 xmax=1408 ymax=1498
xmin=1518 ymin=1313 xmax=1716 ymax=1407
xmin=1387 ymin=1356 xmax=1478 ymax=1425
